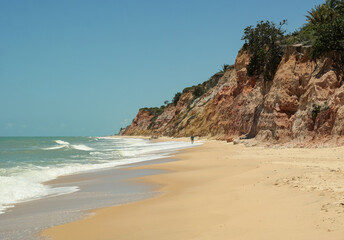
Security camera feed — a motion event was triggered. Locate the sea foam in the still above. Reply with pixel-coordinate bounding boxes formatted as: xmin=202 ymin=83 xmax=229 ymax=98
xmin=0 ymin=137 xmax=201 ymax=214
xmin=43 ymin=140 xmax=94 ymax=151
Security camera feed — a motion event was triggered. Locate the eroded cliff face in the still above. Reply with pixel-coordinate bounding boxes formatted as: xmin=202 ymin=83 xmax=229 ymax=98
xmin=120 ymin=46 xmax=344 ymax=146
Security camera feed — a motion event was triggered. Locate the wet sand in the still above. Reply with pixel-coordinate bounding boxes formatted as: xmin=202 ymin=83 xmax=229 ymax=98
xmin=42 ymin=140 xmax=344 ymax=240
xmin=0 ymin=158 xmax=172 ymax=240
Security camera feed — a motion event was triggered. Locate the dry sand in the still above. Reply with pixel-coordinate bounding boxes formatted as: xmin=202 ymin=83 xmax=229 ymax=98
xmin=41 ymin=139 xmax=344 ymax=240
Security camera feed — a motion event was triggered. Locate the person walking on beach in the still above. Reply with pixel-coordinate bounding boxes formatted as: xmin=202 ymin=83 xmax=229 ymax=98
xmin=190 ymin=135 xmax=194 ymax=144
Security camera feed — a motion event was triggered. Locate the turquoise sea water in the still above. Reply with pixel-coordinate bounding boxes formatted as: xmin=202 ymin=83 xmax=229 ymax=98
xmin=0 ymin=136 xmax=198 ymax=214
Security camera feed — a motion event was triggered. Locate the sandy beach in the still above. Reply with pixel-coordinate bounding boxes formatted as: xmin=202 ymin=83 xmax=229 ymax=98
xmin=42 ymin=139 xmax=344 ymax=240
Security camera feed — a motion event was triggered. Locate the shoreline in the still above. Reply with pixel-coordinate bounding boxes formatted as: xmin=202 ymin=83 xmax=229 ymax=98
xmin=0 ymin=157 xmax=172 ymax=240
xmin=42 ymin=139 xmax=344 ymax=240
xmin=0 ymin=137 xmax=195 ymax=240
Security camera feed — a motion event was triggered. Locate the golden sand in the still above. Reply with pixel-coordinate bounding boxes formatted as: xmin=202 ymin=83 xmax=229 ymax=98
xmin=42 ymin=140 xmax=344 ymax=240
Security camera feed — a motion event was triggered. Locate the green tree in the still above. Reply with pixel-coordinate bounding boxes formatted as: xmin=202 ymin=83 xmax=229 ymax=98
xmin=306 ymin=0 xmax=343 ymax=26
xmin=242 ymin=20 xmax=286 ymax=81
xmin=305 ymin=0 xmax=344 ymax=60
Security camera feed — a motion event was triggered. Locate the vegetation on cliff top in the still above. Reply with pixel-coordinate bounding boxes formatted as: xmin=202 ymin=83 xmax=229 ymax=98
xmin=122 ymin=0 xmax=344 ymax=134
xmin=242 ymin=0 xmax=344 ymax=81
xmin=142 ymin=0 xmax=344 ymax=114
xmin=307 ymin=0 xmax=344 ymax=61
xmin=285 ymin=0 xmax=344 ymax=60
xmin=242 ymin=20 xmax=286 ymax=81
xmin=182 ymin=72 xmax=224 ymax=98
xmin=134 ymin=67 xmax=226 ymax=131
xmin=140 ymin=106 xmax=166 ymax=129
xmin=140 ymin=106 xmax=165 ymax=116
xmin=172 ymin=92 xmax=182 ymax=106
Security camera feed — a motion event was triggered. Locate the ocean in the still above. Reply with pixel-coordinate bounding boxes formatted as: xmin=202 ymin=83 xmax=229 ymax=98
xmin=0 ymin=136 xmax=198 ymax=216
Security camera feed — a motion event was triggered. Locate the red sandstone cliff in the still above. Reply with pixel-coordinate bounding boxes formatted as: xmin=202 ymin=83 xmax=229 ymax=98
xmin=120 ymin=45 xmax=344 ymax=146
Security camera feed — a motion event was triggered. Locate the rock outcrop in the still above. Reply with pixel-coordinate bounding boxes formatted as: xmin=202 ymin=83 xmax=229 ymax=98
xmin=120 ymin=46 xmax=344 ymax=147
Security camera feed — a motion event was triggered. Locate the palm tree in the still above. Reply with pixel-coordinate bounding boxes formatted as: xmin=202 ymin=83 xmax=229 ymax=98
xmin=306 ymin=0 xmax=344 ymax=26
xmin=326 ymin=0 xmax=342 ymax=9
xmin=306 ymin=4 xmax=329 ymax=25
xmin=337 ymin=0 xmax=344 ymax=13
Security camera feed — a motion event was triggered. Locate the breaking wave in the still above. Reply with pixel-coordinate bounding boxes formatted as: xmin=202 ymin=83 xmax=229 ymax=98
xmin=0 ymin=137 xmax=201 ymax=214
xmin=43 ymin=140 xmax=94 ymax=151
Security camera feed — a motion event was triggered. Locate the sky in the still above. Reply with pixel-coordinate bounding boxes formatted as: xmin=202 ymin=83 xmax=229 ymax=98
xmin=0 ymin=0 xmax=324 ymax=136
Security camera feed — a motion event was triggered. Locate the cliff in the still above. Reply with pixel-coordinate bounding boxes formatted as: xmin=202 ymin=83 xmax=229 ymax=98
xmin=120 ymin=45 xmax=344 ymax=147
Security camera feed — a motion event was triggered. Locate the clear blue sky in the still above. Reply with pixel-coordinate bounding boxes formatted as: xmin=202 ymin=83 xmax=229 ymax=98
xmin=0 ymin=0 xmax=324 ymax=136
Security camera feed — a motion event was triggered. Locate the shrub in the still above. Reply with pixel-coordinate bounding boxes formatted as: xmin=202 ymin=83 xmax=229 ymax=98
xmin=219 ymin=64 xmax=231 ymax=73
xmin=182 ymin=86 xmax=194 ymax=94
xmin=182 ymin=85 xmax=206 ymax=98
xmin=141 ymin=107 xmax=164 ymax=116
xmin=242 ymin=20 xmax=286 ymax=81
xmin=311 ymin=104 xmax=321 ymax=119
xmin=193 ymin=85 xmax=205 ymax=98
xmin=172 ymin=92 xmax=182 ymax=106
xmin=141 ymin=106 xmax=166 ymax=130
xmin=282 ymin=26 xmax=315 ymax=45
